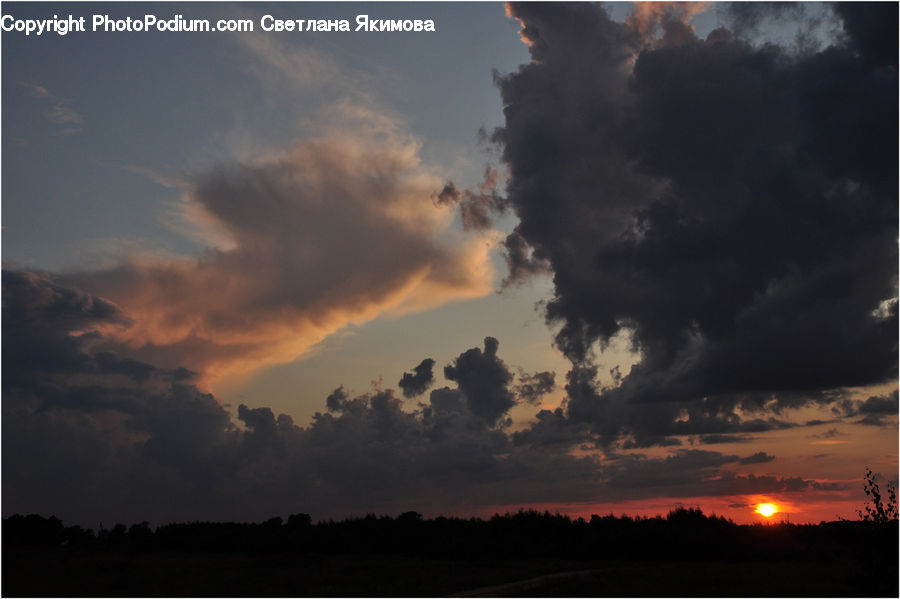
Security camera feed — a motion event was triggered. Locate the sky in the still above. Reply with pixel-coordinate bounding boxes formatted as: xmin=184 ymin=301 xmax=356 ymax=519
xmin=2 ymin=2 xmax=897 ymax=527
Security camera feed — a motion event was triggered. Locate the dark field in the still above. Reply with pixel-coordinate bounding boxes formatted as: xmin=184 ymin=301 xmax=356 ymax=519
xmin=3 ymin=510 xmax=897 ymax=597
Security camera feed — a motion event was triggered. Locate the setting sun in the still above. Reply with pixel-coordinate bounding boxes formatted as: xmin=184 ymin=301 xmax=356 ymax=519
xmin=755 ymin=503 xmax=779 ymax=518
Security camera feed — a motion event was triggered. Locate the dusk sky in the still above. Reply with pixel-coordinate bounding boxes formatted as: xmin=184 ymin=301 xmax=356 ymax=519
xmin=2 ymin=2 xmax=897 ymax=527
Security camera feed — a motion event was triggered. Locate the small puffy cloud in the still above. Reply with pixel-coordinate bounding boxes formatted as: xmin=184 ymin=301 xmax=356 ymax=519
xmin=444 ymin=337 xmax=516 ymax=425
xmin=398 ymin=358 xmax=436 ymax=398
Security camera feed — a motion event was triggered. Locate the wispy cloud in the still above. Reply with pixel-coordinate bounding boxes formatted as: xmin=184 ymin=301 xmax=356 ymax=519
xmin=17 ymin=81 xmax=84 ymax=134
xmin=17 ymin=81 xmax=52 ymax=99
xmin=119 ymin=164 xmax=187 ymax=189
xmin=45 ymin=104 xmax=84 ymax=125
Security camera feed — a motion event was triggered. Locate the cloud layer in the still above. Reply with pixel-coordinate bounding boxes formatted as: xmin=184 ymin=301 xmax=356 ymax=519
xmin=5 ymin=271 xmax=843 ymax=525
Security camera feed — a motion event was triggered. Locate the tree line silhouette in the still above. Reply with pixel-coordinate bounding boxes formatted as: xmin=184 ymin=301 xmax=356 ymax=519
xmin=5 ymin=507 xmax=897 ymax=560
xmin=3 ymin=507 xmax=897 ymax=596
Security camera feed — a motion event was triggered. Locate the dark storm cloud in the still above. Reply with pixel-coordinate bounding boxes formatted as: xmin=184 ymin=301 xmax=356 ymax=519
xmin=398 ymin=358 xmax=436 ymax=398
xmin=495 ymin=2 xmax=898 ymax=445
xmin=444 ymin=337 xmax=516 ymax=425
xmin=833 ymin=2 xmax=899 ymax=66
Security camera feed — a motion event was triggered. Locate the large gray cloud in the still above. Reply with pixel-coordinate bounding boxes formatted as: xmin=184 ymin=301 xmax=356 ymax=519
xmin=493 ymin=2 xmax=898 ymax=446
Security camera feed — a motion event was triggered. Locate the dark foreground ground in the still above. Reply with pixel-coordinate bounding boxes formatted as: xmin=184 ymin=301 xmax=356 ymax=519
xmin=3 ymin=510 xmax=898 ymax=597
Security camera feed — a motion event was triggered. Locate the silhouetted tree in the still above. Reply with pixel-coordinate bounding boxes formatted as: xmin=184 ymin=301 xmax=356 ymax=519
xmin=858 ymin=467 xmax=898 ymax=523
xmin=108 ymin=523 xmax=127 ymax=544
xmin=287 ymin=513 xmax=312 ymax=529
xmin=398 ymin=511 xmax=422 ymax=523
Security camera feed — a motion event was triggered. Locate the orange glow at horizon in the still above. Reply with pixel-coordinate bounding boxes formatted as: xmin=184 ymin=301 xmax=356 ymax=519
xmin=755 ymin=503 xmax=779 ymax=518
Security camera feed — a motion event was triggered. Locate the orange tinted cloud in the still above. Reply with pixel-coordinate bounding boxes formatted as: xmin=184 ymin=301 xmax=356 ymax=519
xmin=65 ymin=123 xmax=495 ymax=386
xmin=505 ymin=2 xmax=534 ymax=47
